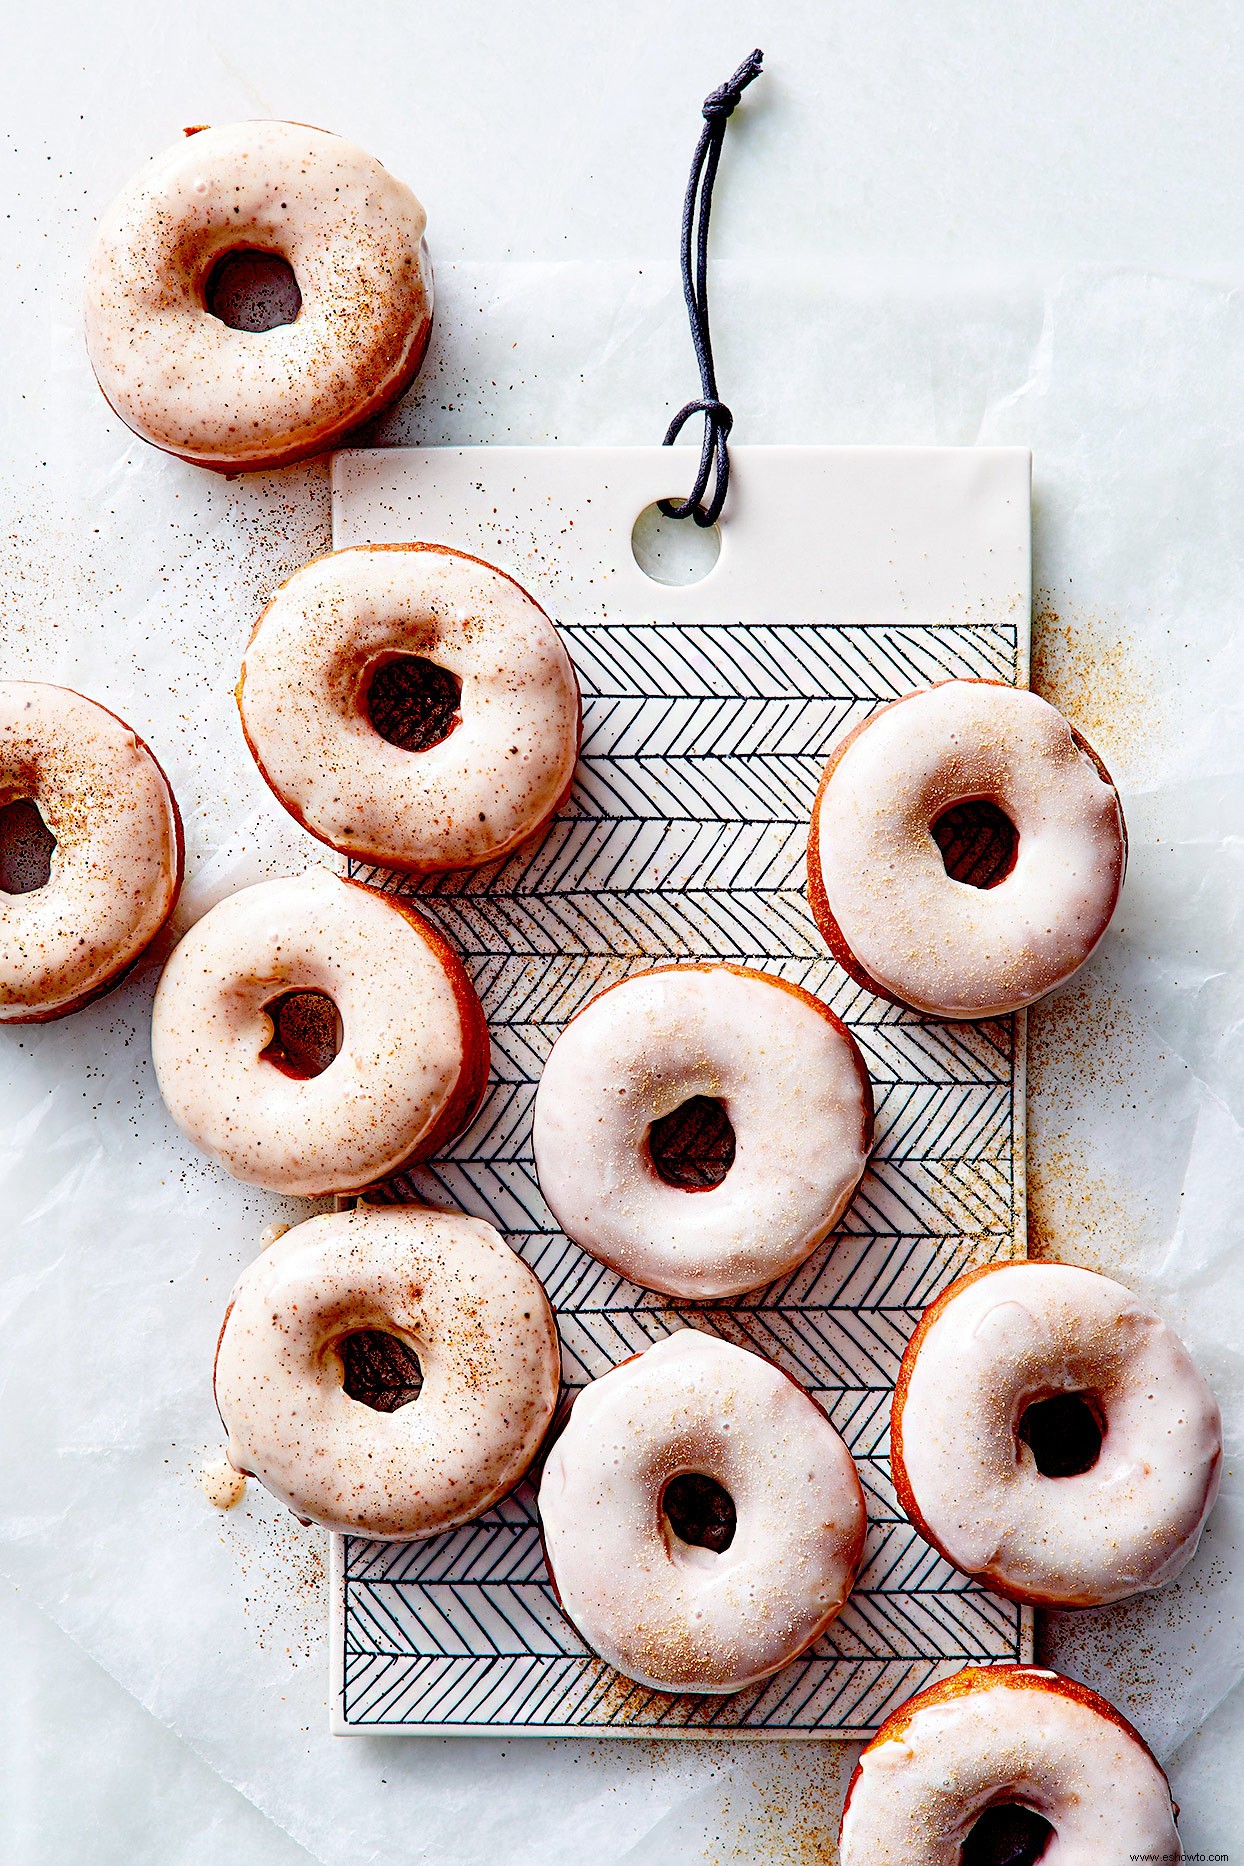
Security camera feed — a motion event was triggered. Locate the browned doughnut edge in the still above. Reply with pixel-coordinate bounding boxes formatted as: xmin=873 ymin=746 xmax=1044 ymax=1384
xmin=805 ymin=677 xmax=1128 ymax=1020
xmin=839 ymin=1662 xmax=1175 ymax=1838
xmin=1 ymin=687 xmax=185 ymax=1023
xmin=236 ymin=542 xmax=584 ymax=876
xmin=889 ymin=1259 xmax=1144 ymax=1610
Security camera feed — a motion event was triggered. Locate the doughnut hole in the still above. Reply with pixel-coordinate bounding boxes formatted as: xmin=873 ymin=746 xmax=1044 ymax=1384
xmin=931 ymin=799 xmax=1019 ymax=889
xmin=1018 ymin=1391 xmax=1105 ymax=1479
xmin=365 ymin=654 xmax=463 ymax=753
xmin=961 ymin=1802 xmax=1055 ymax=1866
xmin=260 ymin=989 xmax=342 ymax=1080
xmin=338 ymin=1329 xmax=424 ymax=1413
xmin=0 ymin=798 xmax=56 ymax=894
xmin=662 ymin=1471 xmax=736 ymax=1553
xmin=204 ymin=250 xmax=302 ymax=331
xmin=648 ymin=1096 xmax=736 ymax=1191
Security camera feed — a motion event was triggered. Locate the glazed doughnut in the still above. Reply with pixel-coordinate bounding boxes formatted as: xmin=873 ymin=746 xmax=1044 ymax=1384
xmin=214 ymin=1203 xmax=560 ymax=1538
xmin=237 ymin=544 xmax=581 ymax=872
xmin=531 ymin=964 xmax=873 ymax=1299
xmin=807 ymin=680 xmax=1127 ymax=1018
xmin=151 ymin=869 xmax=488 ymax=1195
xmin=538 ymin=1332 xmax=866 ymax=1693
xmin=85 ymin=121 xmax=432 ymax=470
xmin=0 ymin=680 xmax=182 ymax=1022
xmin=839 ymin=1665 xmax=1181 ymax=1865
xmin=891 ymin=1261 xmax=1221 ymax=1607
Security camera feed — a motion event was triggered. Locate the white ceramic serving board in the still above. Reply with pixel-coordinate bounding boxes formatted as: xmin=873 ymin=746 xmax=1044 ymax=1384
xmin=328 ymin=444 xmax=1033 ymax=1737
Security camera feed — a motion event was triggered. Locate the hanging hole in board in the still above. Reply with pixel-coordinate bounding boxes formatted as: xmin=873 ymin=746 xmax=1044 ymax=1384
xmin=631 ymin=501 xmax=721 ymax=586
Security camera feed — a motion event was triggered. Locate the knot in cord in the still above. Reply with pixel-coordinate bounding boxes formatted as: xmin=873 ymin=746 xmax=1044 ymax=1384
xmin=701 ymin=46 xmax=764 ymax=123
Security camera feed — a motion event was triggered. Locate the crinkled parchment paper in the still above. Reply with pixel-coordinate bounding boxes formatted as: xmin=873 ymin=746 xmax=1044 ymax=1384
xmin=2 ymin=5 xmax=1243 ymax=1860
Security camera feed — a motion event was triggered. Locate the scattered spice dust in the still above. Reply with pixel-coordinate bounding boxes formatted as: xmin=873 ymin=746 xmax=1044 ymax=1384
xmin=1031 ymin=595 xmax=1162 ymax=781
xmin=695 ymin=1746 xmax=855 ymax=1865
xmin=219 ymin=1488 xmax=329 ymax=1667
xmin=574 ymin=1725 xmax=853 ymax=1862
xmin=1027 ymin=974 xmax=1158 ymax=1272
xmin=1038 ymin=1571 xmax=1212 ymax=1733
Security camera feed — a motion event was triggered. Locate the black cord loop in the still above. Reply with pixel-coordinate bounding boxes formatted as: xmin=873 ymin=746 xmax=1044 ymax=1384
xmin=658 ymin=48 xmax=763 ymax=528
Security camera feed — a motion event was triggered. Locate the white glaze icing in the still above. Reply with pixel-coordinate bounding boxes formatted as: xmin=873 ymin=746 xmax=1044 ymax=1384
xmin=151 ymin=870 xmax=486 ymax=1195
xmin=238 ymin=545 xmax=581 ymax=872
xmin=538 ymin=1332 xmax=866 ymax=1693
xmin=214 ymin=1204 xmax=560 ymax=1539
xmin=810 ymin=680 xmax=1126 ymax=1017
xmin=0 ymin=680 xmax=181 ymax=1021
xmin=839 ymin=1666 xmax=1181 ymax=1864
xmin=531 ymin=964 xmax=873 ymax=1299
xmin=200 ymin=1458 xmax=247 ymax=1510
xmin=84 ymin=121 xmax=432 ymax=469
xmin=893 ymin=1262 xmax=1221 ymax=1606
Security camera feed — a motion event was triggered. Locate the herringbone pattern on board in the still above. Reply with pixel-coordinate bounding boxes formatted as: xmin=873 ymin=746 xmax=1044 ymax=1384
xmin=339 ymin=615 xmax=1026 ymax=1734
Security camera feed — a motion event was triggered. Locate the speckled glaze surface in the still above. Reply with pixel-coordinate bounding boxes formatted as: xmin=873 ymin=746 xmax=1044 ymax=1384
xmin=84 ymin=120 xmax=433 ymax=469
xmin=891 ymin=1261 xmax=1222 ymax=1607
xmin=151 ymin=869 xmax=487 ymax=1194
xmin=531 ymin=964 xmax=874 ymax=1299
xmin=538 ymin=1331 xmax=867 ymax=1693
xmin=237 ymin=543 xmax=581 ymax=872
xmin=0 ymin=679 xmax=182 ymax=1020
xmin=839 ymin=1665 xmax=1182 ymax=1864
xmin=215 ymin=1204 xmax=560 ymax=1539
xmin=808 ymin=679 xmax=1126 ymax=1018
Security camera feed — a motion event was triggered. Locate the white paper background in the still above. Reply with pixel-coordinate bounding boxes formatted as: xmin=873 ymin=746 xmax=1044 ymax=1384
xmin=1 ymin=2 xmax=1242 ymax=1859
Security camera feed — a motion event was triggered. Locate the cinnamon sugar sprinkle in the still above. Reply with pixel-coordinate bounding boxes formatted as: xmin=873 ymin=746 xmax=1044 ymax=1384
xmin=1032 ymin=596 xmax=1161 ymax=780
